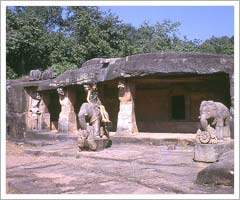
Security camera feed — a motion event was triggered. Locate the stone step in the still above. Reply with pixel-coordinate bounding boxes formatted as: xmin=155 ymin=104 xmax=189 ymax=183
xmin=25 ymin=131 xmax=78 ymax=141
xmin=111 ymin=136 xmax=195 ymax=146
xmin=24 ymin=141 xmax=193 ymax=160
xmin=25 ymin=131 xmax=196 ymax=147
xmin=24 ymin=140 xmax=56 ymax=147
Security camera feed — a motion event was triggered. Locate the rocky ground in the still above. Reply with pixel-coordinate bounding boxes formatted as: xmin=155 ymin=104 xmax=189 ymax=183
xmin=6 ymin=139 xmax=233 ymax=194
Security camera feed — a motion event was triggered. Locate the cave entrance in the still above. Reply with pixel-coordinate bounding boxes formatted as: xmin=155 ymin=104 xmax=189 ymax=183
xmin=134 ymin=73 xmax=230 ymax=133
xmin=48 ymin=90 xmax=61 ymax=130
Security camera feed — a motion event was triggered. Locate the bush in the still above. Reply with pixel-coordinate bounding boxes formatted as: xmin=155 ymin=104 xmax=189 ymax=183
xmin=48 ymin=62 xmax=78 ymax=75
xmin=6 ymin=66 xmax=18 ymax=80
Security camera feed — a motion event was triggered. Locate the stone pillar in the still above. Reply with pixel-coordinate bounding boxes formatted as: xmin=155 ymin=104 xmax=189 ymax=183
xmin=57 ymin=87 xmax=77 ymax=133
xmin=116 ymin=80 xmax=138 ymax=135
xmin=38 ymin=93 xmax=50 ymax=130
xmin=229 ymin=73 xmax=234 ymax=139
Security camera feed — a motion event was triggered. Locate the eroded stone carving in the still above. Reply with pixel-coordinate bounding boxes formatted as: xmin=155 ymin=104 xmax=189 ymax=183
xmin=57 ymin=87 xmax=77 ymax=133
xmin=116 ymin=79 xmax=138 ymax=135
xmin=199 ymin=100 xmax=231 ymax=141
xmin=194 ymin=100 xmax=231 ymax=163
xmin=29 ymin=70 xmax=42 ymax=81
xmin=41 ymin=69 xmax=57 ymax=80
xmin=29 ymin=69 xmax=57 ymax=81
xmin=77 ymin=84 xmax=111 ymax=151
xmin=196 ymin=126 xmax=217 ymax=144
xmin=29 ymin=92 xmax=41 ymax=130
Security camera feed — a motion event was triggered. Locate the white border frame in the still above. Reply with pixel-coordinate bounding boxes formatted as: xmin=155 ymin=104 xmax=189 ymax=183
xmin=1 ymin=1 xmax=239 ymax=199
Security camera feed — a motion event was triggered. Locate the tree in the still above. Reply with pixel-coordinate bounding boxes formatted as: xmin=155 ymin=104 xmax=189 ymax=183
xmin=6 ymin=6 xmax=234 ymax=79
xmin=132 ymin=20 xmax=181 ymax=53
xmin=198 ymin=36 xmax=234 ymax=55
xmin=6 ymin=6 xmax=63 ymax=76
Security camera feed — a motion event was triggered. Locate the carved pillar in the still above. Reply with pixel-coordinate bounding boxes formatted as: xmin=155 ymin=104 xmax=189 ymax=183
xmin=38 ymin=93 xmax=50 ymax=130
xmin=116 ymin=80 xmax=138 ymax=135
xmin=29 ymin=93 xmax=41 ymax=131
xmin=57 ymin=87 xmax=77 ymax=133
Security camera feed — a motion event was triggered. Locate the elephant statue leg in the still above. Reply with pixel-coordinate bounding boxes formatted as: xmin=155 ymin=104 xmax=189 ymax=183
xmin=91 ymin=118 xmax=100 ymax=138
xmin=78 ymin=113 xmax=87 ymax=130
xmin=223 ymin=116 xmax=231 ymax=139
xmin=215 ymin=118 xmax=224 ymax=141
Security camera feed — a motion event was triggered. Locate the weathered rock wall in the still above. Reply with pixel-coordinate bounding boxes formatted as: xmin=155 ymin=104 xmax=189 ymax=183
xmin=7 ymin=80 xmax=29 ymax=140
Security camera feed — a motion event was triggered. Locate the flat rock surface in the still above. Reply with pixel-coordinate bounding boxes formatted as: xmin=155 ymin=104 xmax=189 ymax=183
xmin=6 ymin=140 xmax=233 ymax=194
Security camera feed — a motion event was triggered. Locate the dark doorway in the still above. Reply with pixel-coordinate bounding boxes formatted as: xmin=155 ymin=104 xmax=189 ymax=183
xmin=48 ymin=90 xmax=61 ymax=130
xmin=98 ymin=83 xmax=119 ymax=132
xmin=74 ymin=86 xmax=87 ymax=129
xmin=171 ymin=95 xmax=185 ymax=120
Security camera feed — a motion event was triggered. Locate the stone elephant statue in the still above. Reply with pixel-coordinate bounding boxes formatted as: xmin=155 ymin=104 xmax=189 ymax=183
xmin=199 ymin=100 xmax=231 ymax=140
xmin=78 ymin=102 xmax=109 ymax=138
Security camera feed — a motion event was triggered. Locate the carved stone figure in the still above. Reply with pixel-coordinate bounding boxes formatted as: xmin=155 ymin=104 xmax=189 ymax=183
xmin=199 ymin=100 xmax=231 ymax=141
xmin=29 ymin=70 xmax=42 ymax=81
xmin=78 ymin=102 xmax=109 ymax=138
xmin=116 ymin=79 xmax=138 ymax=135
xmin=57 ymin=87 xmax=77 ymax=133
xmin=29 ymin=69 xmax=57 ymax=81
xmin=196 ymin=125 xmax=217 ymax=144
xmin=29 ymin=92 xmax=41 ymax=130
xmin=86 ymin=83 xmax=111 ymax=123
xmin=41 ymin=69 xmax=57 ymax=80
xmin=77 ymin=102 xmax=111 ymax=151
xmin=77 ymin=84 xmax=111 ymax=151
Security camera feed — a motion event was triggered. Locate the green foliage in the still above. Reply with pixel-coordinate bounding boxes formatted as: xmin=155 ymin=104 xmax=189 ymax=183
xmin=198 ymin=36 xmax=234 ymax=55
xmin=6 ymin=6 xmax=234 ymax=79
xmin=6 ymin=66 xmax=18 ymax=79
xmin=48 ymin=61 xmax=78 ymax=75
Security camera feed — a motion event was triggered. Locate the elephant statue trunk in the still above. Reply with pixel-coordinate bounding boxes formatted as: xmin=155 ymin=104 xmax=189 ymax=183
xmin=200 ymin=114 xmax=208 ymax=131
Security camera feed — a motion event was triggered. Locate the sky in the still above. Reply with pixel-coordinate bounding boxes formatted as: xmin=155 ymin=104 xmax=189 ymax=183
xmin=100 ymin=6 xmax=234 ymax=41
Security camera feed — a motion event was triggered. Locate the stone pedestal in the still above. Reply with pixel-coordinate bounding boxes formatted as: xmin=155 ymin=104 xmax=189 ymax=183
xmin=78 ymin=135 xmax=111 ymax=151
xmin=116 ymin=81 xmax=138 ymax=135
xmin=58 ymin=87 xmax=77 ymax=133
xmin=194 ymin=144 xmax=219 ymax=163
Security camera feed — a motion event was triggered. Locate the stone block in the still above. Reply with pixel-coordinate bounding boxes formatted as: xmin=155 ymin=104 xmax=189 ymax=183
xmin=194 ymin=144 xmax=218 ymax=163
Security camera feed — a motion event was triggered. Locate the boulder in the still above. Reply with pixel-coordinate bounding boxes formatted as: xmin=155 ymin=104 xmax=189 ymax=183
xmin=78 ymin=136 xmax=111 ymax=151
xmin=41 ymin=70 xmax=57 ymax=80
xmin=29 ymin=70 xmax=42 ymax=81
xmin=196 ymin=146 xmax=234 ymax=186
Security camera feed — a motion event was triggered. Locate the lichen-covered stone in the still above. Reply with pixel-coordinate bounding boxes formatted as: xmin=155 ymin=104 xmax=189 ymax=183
xmin=78 ymin=136 xmax=111 ymax=151
xmin=7 ymin=80 xmax=28 ymax=139
xmin=196 ymin=143 xmax=234 ymax=186
xmin=51 ymin=52 xmax=233 ymax=88
xmin=194 ymin=144 xmax=219 ymax=163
